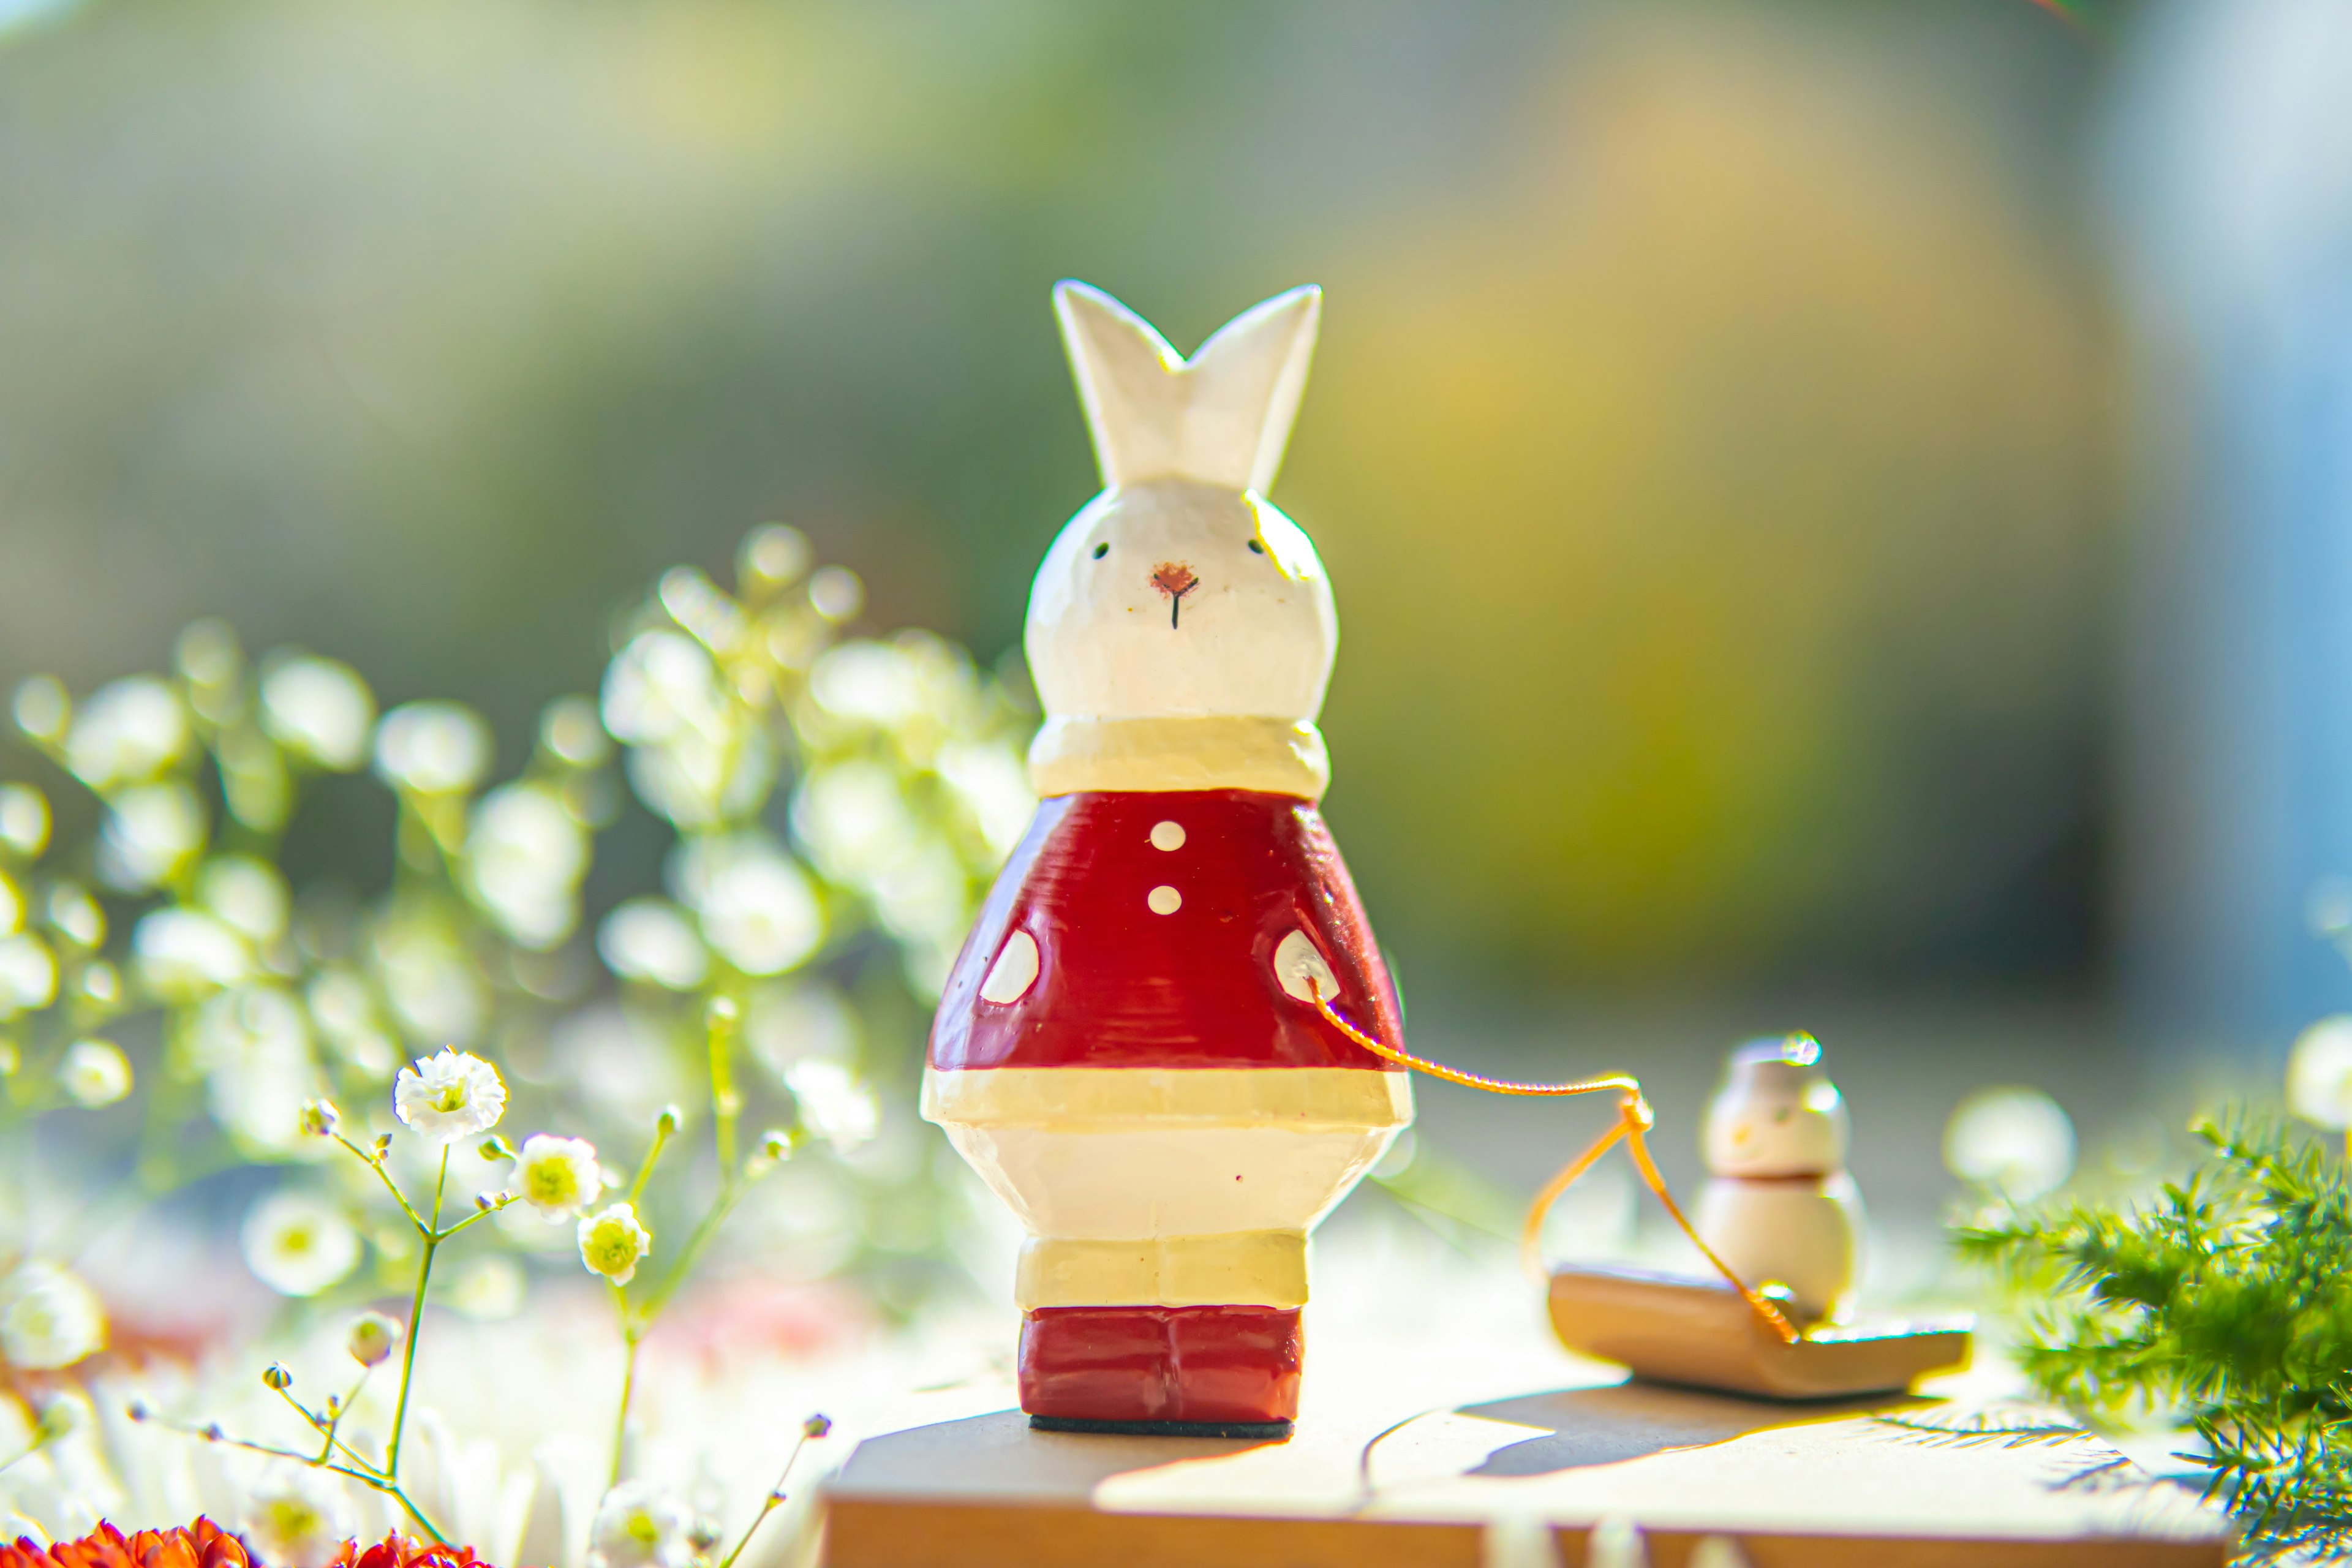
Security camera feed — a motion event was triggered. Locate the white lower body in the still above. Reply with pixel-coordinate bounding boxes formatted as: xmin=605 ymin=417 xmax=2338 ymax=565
xmin=1693 ymin=1173 xmax=1864 ymax=1322
xmin=921 ymin=1066 xmax=1414 ymax=1309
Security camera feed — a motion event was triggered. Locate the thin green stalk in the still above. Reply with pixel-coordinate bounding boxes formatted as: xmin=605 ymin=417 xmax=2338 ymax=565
xmin=320 ymin=1385 xmax=361 ymax=1466
xmin=628 ymin=1117 xmax=675 ymax=1210
xmin=332 ymin=1131 xmax=429 ymax=1230
xmin=709 ymin=997 xmax=741 ymax=1177
xmin=144 ymin=1414 xmax=447 ymax=1544
xmin=610 ymin=1303 xmax=642 ymax=1490
xmin=386 ymin=1147 xmax=448 ymax=1480
xmin=435 ymin=1197 xmax=514 ymax=1240
xmin=0 ymin=1432 xmax=55 ymax=1478
xmin=633 ymin=1178 xmax=750 ymax=1324
xmin=715 ymin=1427 xmax=819 ymax=1568
xmin=279 ymin=1392 xmax=391 ymax=1484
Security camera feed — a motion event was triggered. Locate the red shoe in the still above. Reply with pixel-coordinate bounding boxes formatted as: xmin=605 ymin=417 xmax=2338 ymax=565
xmin=1019 ymin=1305 xmax=1301 ymax=1436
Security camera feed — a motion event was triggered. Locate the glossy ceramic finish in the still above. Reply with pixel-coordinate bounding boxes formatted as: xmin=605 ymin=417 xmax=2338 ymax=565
xmin=924 ymin=282 xmax=1406 ymax=1428
xmin=930 ymin=790 xmax=1402 ymax=1072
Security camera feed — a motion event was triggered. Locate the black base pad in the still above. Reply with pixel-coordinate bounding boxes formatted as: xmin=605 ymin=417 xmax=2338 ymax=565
xmin=1028 ymin=1414 xmax=1294 ymax=1440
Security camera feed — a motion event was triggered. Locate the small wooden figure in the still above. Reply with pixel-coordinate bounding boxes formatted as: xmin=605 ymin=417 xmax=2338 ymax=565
xmin=1537 ymin=1035 xmax=1972 ymax=1401
xmin=922 ymin=282 xmax=1411 ymax=1438
xmin=1692 ymin=1035 xmax=1865 ymax=1323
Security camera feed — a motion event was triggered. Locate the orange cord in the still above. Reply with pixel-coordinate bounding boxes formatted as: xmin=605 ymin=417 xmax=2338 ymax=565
xmin=1310 ymin=986 xmax=1798 ymax=1345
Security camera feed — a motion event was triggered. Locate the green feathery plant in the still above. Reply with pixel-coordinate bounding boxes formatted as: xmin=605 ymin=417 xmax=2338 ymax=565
xmin=1956 ymin=1112 xmax=2352 ymax=1553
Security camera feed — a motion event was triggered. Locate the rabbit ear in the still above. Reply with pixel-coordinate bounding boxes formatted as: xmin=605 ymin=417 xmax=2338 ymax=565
xmin=1054 ymin=281 xmax=1322 ymax=493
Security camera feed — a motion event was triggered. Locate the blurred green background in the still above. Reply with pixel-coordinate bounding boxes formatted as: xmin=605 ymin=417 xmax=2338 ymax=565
xmin=0 ymin=0 xmax=2117 ymax=1007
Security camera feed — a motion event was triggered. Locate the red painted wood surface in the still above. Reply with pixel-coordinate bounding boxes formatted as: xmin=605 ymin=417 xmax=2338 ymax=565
xmin=929 ymin=790 xmax=1403 ymax=1072
xmin=1020 ymin=1305 xmax=1304 ymax=1424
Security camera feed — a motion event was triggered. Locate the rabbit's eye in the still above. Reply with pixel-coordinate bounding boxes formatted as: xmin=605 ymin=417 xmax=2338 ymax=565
xmin=1091 ymin=543 xmax=1109 ymax=560
xmin=1247 ymin=539 xmax=1265 ymax=555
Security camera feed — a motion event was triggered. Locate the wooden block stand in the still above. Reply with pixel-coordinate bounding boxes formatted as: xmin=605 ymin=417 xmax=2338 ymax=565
xmin=819 ymin=1354 xmax=2228 ymax=1567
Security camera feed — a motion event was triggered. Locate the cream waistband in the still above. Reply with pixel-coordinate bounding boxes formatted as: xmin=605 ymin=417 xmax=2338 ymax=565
xmin=1027 ymin=715 xmax=1329 ymax=799
xmin=1018 ymin=1231 xmax=1307 ymax=1310
xmin=922 ymin=1066 xmax=1412 ymax=1130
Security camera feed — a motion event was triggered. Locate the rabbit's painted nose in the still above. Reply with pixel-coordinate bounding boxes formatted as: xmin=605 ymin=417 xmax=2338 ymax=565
xmin=1150 ymin=562 xmax=1200 ymax=629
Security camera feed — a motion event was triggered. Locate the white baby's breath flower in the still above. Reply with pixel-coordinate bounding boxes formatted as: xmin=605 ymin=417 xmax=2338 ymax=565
xmin=516 ymin=1134 xmax=603 ymax=1219
xmin=393 ymin=1047 xmax=507 ymax=1143
xmin=0 ymin=933 xmax=55 ymax=1020
xmin=587 ymin=1479 xmax=692 ymax=1568
xmin=57 ymin=1039 xmax=130 ymax=1108
xmin=1943 ymin=1087 xmax=2076 ymax=1200
xmin=791 ymin=762 xmax=916 ymax=883
xmin=242 ymin=1191 xmax=361 ymax=1298
xmin=601 ymin=631 xmax=726 ymax=747
xmin=0 ymin=1260 xmax=106 ymax=1370
xmin=673 ymin=835 xmax=823 ymax=977
xmin=190 ymin=985 xmax=319 ymax=1153
xmin=809 ymin=641 xmax=922 ymax=726
xmin=2289 ymin=1016 xmax=2352 ymax=1129
xmin=12 ymin=677 xmax=67 ymax=745
xmin=259 ymin=657 xmax=377 ymax=772
xmin=134 ymin=908 xmax=251 ymax=1000
xmin=45 ymin=883 xmax=104 ymax=949
xmin=540 ymin=695 xmax=611 ymax=769
xmin=785 ymin=1058 xmax=880 ymax=1153
xmin=199 ymin=856 xmax=292 ymax=945
xmin=597 ymin=900 xmax=709 ymax=990
xmin=809 ymin=565 xmax=862 ymax=621
xmin=0 ymin=785 xmax=48 ymax=859
xmin=374 ymin=703 xmax=492 ymax=796
xmin=937 ymin=741 xmax=1037 ymax=858
xmin=243 ymin=1461 xmax=353 ymax=1568
xmin=97 ymin=783 xmax=206 ymax=891
xmin=465 ymin=783 xmax=589 ymax=949
xmin=64 ymin=676 xmax=188 ymax=789
xmin=578 ymin=1202 xmax=652 ymax=1287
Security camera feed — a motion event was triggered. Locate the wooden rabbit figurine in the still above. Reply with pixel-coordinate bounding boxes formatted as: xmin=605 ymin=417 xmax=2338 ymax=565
xmin=922 ymin=282 xmax=1411 ymax=1436
xmin=1692 ymin=1036 xmax=1864 ymax=1324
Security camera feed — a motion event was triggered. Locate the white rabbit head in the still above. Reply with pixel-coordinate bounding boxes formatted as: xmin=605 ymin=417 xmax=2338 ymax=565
xmin=1026 ymin=282 xmax=1337 ymax=723
xmin=1703 ymin=1036 xmax=1850 ymax=1178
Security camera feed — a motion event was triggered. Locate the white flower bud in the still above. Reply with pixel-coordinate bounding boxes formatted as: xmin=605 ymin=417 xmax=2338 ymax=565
xmin=347 ymin=1311 xmax=402 ymax=1369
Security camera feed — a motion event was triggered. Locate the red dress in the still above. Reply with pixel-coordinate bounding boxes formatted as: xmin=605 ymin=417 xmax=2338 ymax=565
xmin=932 ymin=789 xmax=1403 ymax=1072
xmin=929 ymin=788 xmax=1405 ymax=1431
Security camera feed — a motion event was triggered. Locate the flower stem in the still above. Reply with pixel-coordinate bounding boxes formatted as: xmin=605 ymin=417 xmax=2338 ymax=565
xmin=629 ymin=1121 xmax=674 ymax=1210
xmin=143 ymin=1414 xmax=448 ymax=1545
xmin=633 ymin=1177 xmax=748 ymax=1324
xmin=610 ymin=1302 xmax=642 ymax=1490
xmin=708 ymin=996 xmax=741 ymax=1178
xmin=331 ymin=1130 xmax=429 ymax=1231
xmin=715 ymin=1427 xmax=820 ymax=1568
xmin=387 ymin=1147 xmax=449 ymax=1480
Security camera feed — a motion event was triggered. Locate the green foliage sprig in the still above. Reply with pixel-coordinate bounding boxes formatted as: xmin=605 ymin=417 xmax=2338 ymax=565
xmin=1956 ymin=1112 xmax=2352 ymax=1551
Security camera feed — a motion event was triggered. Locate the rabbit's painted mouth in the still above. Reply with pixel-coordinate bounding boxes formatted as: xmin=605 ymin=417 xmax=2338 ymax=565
xmin=1150 ymin=562 xmax=1199 ymax=629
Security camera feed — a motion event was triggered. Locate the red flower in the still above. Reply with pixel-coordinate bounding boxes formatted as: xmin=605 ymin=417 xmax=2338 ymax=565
xmin=2 ymin=1518 xmax=248 ymax=1568
xmin=333 ymin=1533 xmax=499 ymax=1568
xmin=2 ymin=1524 xmax=516 ymax=1568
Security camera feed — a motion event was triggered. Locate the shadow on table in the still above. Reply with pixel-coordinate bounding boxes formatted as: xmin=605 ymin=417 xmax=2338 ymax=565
xmin=1457 ymin=1381 xmax=1918 ymax=1477
xmin=830 ymin=1409 xmax=1284 ymax=1502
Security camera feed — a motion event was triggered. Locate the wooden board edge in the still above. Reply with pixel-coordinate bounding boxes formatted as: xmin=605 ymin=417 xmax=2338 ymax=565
xmin=1621 ymin=1528 xmax=2230 ymax=1568
xmin=818 ymin=1493 xmax=1487 ymax=1568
